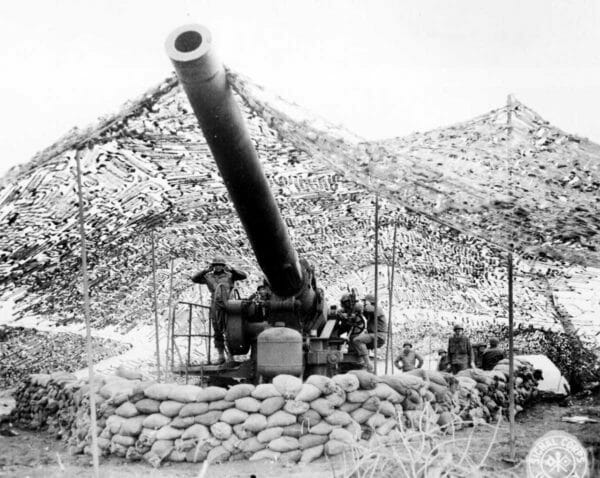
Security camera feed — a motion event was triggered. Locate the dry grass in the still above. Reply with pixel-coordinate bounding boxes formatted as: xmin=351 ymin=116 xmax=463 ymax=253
xmin=338 ymin=407 xmax=519 ymax=478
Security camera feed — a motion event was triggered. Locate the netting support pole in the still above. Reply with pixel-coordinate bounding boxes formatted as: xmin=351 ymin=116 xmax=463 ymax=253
xmin=373 ymin=191 xmax=380 ymax=376
xmin=151 ymin=230 xmax=162 ymax=382
xmin=385 ymin=216 xmax=398 ymax=374
xmin=165 ymin=258 xmax=175 ymax=380
xmin=75 ymin=148 xmax=100 ymax=478
xmin=506 ymin=93 xmax=516 ymax=461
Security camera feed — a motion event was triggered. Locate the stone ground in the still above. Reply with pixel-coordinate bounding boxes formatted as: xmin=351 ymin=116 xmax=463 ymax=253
xmin=1 ymin=395 xmax=599 ymax=478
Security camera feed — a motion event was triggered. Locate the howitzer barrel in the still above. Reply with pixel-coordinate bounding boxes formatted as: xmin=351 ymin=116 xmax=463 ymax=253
xmin=165 ymin=25 xmax=303 ymax=297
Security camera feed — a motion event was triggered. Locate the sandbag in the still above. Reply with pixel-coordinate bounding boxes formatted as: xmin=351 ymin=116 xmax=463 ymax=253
xmin=330 ymin=427 xmax=354 ymax=444
xmin=111 ymin=434 xmax=136 ymax=447
xmin=251 ymin=383 xmax=281 ymax=399
xmin=351 ymin=408 xmax=374 ymax=424
xmin=179 ymin=402 xmax=209 ymax=418
xmin=100 ymin=380 xmax=136 ymax=400
xmin=282 ymin=423 xmax=306 ymax=438
xmin=379 ymin=401 xmax=396 ymax=418
xmin=159 ymin=400 xmax=184 ymax=418
xmin=151 ymin=439 xmax=174 ymax=459
xmin=222 ymin=435 xmax=242 ymax=453
xmin=348 ymin=370 xmax=379 ymax=390
xmin=268 ymin=436 xmax=300 ymax=452
xmin=106 ymin=415 xmax=126 ymax=434
xmin=366 ymin=413 xmax=387 ymax=429
xmin=243 ymin=413 xmax=268 ymax=433
xmin=280 ymin=449 xmax=302 ymax=463
xmin=376 ymin=418 xmax=398 ymax=435
xmin=185 ymin=443 xmax=210 ymax=463
xmin=344 ymin=420 xmax=362 ymax=440
xmin=267 ymin=410 xmax=297 ymax=428
xmin=249 ymin=449 xmax=280 ymax=461
xmin=284 ymin=400 xmax=310 ymax=415
xmin=310 ymin=422 xmax=333 ymax=435
xmin=325 ymin=388 xmax=346 ymax=407
xmin=299 ymin=434 xmax=328 ymax=449
xmin=181 ymin=423 xmax=210 ymax=441
xmin=332 ymin=373 xmax=360 ymax=392
xmin=370 ymin=383 xmax=403 ymax=403
xmin=135 ymin=398 xmax=161 ymax=414
xmin=325 ymin=410 xmax=352 ymax=426
xmin=170 ymin=416 xmax=196 ymax=429
xmin=306 ymin=375 xmax=336 ymax=394
xmin=144 ymin=384 xmax=172 ymax=401
xmin=194 ymin=410 xmax=222 ymax=426
xmin=143 ymin=451 xmax=161 ymax=468
xmin=310 ymin=398 xmax=334 ymax=417
xmin=221 ymin=408 xmax=249 ymax=425
xmin=115 ymin=401 xmax=138 ymax=418
xmin=257 ymin=427 xmax=284 ymax=443
xmin=137 ymin=428 xmax=158 ymax=447
xmin=110 ymin=442 xmax=128 ymax=457
xmin=167 ymin=450 xmax=187 ymax=462
xmin=239 ymin=436 xmax=266 ymax=454
xmin=225 ymin=383 xmax=255 ymax=401
xmin=273 ymin=375 xmax=303 ymax=399
xmin=235 ymin=397 xmax=262 ymax=413
xmin=116 ymin=365 xmax=144 ymax=381
xmin=340 ymin=402 xmax=362 ymax=413
xmin=156 ymin=425 xmax=183 ymax=440
xmin=260 ymin=396 xmax=285 ymax=416
xmin=97 ymin=437 xmax=111 ymax=451
xmin=298 ymin=409 xmax=321 ymax=428
xmin=407 ymin=369 xmax=448 ymax=387
xmin=167 ymin=384 xmax=204 ymax=403
xmin=381 ymin=375 xmax=424 ymax=395
xmin=196 ymin=386 xmax=227 ymax=403
xmin=208 ymin=400 xmax=235 ymax=411
xmin=206 ymin=445 xmax=231 ymax=464
xmin=233 ymin=423 xmax=253 ymax=440
xmin=300 ymin=444 xmax=324 ymax=463
xmin=295 ymin=384 xmax=322 ymax=402
xmin=143 ymin=413 xmax=171 ymax=430
xmin=119 ymin=415 xmax=146 ymax=437
xmin=325 ymin=439 xmax=346 ymax=456
xmin=347 ymin=390 xmax=372 ymax=403
xmin=211 ymin=422 xmax=233 ymax=440
xmin=362 ymin=396 xmax=381 ymax=412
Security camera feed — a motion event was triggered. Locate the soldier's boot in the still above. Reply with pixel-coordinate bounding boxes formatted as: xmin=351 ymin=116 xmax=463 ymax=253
xmin=216 ymin=348 xmax=226 ymax=364
xmin=361 ymin=355 xmax=374 ymax=373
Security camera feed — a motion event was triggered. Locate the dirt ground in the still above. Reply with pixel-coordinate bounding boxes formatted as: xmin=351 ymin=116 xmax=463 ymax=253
xmin=1 ymin=396 xmax=599 ymax=478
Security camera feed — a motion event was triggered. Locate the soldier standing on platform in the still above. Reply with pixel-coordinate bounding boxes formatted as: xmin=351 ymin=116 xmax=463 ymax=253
xmin=192 ymin=256 xmax=247 ymax=364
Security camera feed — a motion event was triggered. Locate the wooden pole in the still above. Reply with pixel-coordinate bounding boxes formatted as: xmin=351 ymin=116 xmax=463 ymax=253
xmin=151 ymin=230 xmax=162 ymax=382
xmin=75 ymin=148 xmax=100 ymax=478
xmin=506 ymin=94 xmax=516 ymax=460
xmin=165 ymin=258 xmax=175 ymax=379
xmin=373 ymin=192 xmax=380 ymax=375
xmin=385 ymin=216 xmax=398 ymax=374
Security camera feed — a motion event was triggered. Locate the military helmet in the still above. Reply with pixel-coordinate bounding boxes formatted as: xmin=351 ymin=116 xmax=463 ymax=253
xmin=363 ymin=294 xmax=375 ymax=303
xmin=453 ymin=324 xmax=464 ymax=331
xmin=341 ymin=293 xmax=352 ymax=304
xmin=211 ymin=256 xmax=227 ymax=266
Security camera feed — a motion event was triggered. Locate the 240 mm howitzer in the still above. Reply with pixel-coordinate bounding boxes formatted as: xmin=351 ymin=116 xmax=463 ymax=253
xmin=165 ymin=25 xmax=371 ymax=382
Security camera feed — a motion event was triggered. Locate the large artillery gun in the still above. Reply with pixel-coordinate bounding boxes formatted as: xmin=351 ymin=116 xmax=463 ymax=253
xmin=165 ymin=25 xmax=369 ymax=382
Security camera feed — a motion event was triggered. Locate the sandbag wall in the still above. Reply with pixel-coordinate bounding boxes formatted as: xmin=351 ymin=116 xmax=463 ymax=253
xmin=12 ymin=364 xmax=540 ymax=467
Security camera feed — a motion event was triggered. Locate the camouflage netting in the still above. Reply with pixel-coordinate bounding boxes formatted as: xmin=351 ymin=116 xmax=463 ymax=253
xmin=0 ymin=71 xmax=599 ymax=348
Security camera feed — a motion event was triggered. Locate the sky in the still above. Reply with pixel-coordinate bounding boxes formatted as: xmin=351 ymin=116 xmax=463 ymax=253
xmin=0 ymin=0 xmax=599 ymax=177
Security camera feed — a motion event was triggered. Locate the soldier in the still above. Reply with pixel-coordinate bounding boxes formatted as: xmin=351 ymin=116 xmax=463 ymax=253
xmin=192 ymin=256 xmax=247 ymax=364
xmin=351 ymin=294 xmax=387 ymax=372
xmin=481 ymin=337 xmax=505 ymax=370
xmin=337 ymin=293 xmax=365 ymax=340
xmin=437 ymin=349 xmax=450 ymax=372
xmin=394 ymin=342 xmax=424 ymax=372
xmin=447 ymin=324 xmax=474 ymax=374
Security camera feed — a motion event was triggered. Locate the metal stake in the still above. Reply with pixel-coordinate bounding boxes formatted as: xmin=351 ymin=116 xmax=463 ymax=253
xmin=373 ymin=192 xmax=380 ymax=375
xmin=385 ymin=216 xmax=398 ymax=373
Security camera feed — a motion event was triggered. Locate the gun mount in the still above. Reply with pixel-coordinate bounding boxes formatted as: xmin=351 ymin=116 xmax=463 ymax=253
xmin=165 ymin=25 xmax=370 ymax=381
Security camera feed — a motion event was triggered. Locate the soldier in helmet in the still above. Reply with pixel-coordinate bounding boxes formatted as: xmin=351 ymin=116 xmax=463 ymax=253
xmin=447 ymin=324 xmax=474 ymax=374
xmin=351 ymin=294 xmax=387 ymax=372
xmin=192 ymin=256 xmax=248 ymax=364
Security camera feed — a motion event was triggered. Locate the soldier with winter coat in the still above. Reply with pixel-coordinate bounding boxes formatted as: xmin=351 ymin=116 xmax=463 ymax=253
xmin=447 ymin=324 xmax=474 ymax=374
xmin=192 ymin=256 xmax=247 ymax=364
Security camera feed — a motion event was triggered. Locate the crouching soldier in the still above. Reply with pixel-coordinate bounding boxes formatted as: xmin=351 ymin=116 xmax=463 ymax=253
xmin=352 ymin=294 xmax=386 ymax=372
